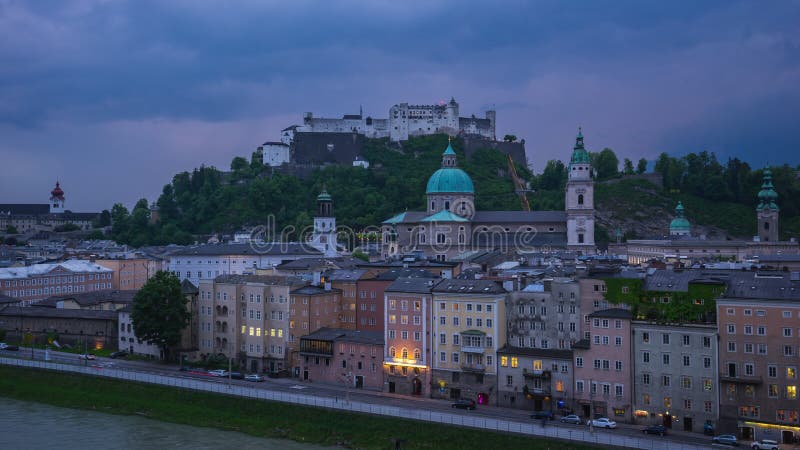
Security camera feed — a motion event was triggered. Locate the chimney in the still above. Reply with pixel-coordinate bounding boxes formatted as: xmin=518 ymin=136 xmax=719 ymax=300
xmin=324 ymin=281 xmax=332 ymax=291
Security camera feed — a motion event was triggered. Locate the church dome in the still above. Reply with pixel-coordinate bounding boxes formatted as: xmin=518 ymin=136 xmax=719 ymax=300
xmin=426 ymin=168 xmax=474 ymax=193
xmin=669 ymin=201 xmax=690 ymax=234
xmin=50 ymin=181 xmax=64 ymax=198
xmin=426 ymin=142 xmax=474 ymax=194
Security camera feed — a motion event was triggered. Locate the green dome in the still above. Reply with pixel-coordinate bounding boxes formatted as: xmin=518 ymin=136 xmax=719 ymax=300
xmin=756 ymin=168 xmax=779 ymax=211
xmin=426 ymin=168 xmax=474 ymax=194
xmin=317 ymin=190 xmax=332 ymax=201
xmin=570 ymin=128 xmax=591 ymax=165
xmin=669 ymin=217 xmax=691 ymax=231
xmin=670 ymin=201 xmax=690 ymax=233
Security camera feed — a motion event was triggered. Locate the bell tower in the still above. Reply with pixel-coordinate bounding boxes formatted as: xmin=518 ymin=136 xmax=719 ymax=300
xmin=49 ymin=181 xmax=65 ymax=214
xmin=756 ymin=168 xmax=779 ymax=242
xmin=565 ymin=128 xmax=595 ymax=251
xmin=311 ymin=189 xmax=339 ymax=257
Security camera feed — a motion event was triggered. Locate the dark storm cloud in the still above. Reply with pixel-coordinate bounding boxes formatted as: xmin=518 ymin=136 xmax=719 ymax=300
xmin=0 ymin=0 xmax=798 ymax=210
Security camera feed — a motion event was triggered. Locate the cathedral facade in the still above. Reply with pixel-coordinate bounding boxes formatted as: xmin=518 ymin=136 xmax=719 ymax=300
xmin=381 ymin=131 xmax=596 ymax=259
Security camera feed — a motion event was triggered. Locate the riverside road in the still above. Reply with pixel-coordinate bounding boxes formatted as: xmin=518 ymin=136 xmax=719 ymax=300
xmin=0 ymin=347 xmax=720 ymax=450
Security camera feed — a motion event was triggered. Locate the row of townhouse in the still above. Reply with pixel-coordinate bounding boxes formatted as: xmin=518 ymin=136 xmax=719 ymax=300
xmin=186 ymin=264 xmax=800 ymax=443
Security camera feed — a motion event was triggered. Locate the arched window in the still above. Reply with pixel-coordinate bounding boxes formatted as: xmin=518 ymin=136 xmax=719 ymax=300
xmin=430 ymin=201 xmax=435 ymax=211
xmin=764 ymin=221 xmax=770 ymax=230
xmin=437 ymin=233 xmax=446 ymax=244
xmin=402 ymin=348 xmax=409 ymax=359
xmin=389 ymin=347 xmax=396 ymax=358
xmin=578 ymin=194 xmax=584 ymax=205
xmin=414 ymin=348 xmax=421 ymax=360
xmin=444 ymin=201 xmax=450 ymax=210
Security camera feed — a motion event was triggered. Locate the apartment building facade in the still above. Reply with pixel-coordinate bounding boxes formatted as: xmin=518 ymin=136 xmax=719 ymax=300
xmin=430 ymin=279 xmax=507 ymax=405
xmin=717 ymin=271 xmax=800 ymax=444
xmin=632 ymin=322 xmax=719 ymax=433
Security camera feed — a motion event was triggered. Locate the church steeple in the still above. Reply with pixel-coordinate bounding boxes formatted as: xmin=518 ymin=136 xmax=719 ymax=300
xmin=565 ymin=128 xmax=595 ymax=251
xmin=756 ymin=168 xmax=779 ymax=242
xmin=441 ymin=137 xmax=457 ymax=168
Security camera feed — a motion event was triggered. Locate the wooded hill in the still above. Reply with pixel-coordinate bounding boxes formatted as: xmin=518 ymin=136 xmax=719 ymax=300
xmin=108 ymin=135 xmax=800 ymax=248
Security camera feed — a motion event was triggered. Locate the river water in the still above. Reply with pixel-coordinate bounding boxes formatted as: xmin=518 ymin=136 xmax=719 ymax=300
xmin=0 ymin=397 xmax=321 ymax=450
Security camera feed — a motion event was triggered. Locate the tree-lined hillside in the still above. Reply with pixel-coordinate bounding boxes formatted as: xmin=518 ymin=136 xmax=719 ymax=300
xmin=109 ymin=135 xmax=800 ymax=247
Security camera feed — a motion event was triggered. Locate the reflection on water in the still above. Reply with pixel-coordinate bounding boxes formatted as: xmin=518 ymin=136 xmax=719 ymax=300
xmin=0 ymin=397 xmax=321 ymax=450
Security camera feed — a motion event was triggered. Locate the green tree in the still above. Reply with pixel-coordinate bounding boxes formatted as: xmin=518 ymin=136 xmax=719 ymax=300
xmin=93 ymin=210 xmax=111 ymax=228
xmin=592 ymin=148 xmax=620 ymax=180
xmin=503 ymin=134 xmax=517 ymax=142
xmin=538 ymin=160 xmax=566 ymax=190
xmin=623 ymin=158 xmax=634 ymax=175
xmin=131 ymin=271 xmax=190 ymax=361
xmin=351 ymin=249 xmax=369 ymax=261
xmin=636 ymin=158 xmax=647 ymax=174
xmin=5 ymin=225 xmax=18 ymax=234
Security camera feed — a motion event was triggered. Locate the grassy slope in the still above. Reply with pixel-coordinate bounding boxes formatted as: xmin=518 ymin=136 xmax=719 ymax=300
xmin=594 ymin=179 xmax=761 ymax=239
xmin=0 ymin=366 xmax=595 ymax=450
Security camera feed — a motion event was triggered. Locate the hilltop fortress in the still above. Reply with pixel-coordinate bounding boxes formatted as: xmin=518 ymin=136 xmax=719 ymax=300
xmin=258 ymin=98 xmax=523 ymax=170
xmin=285 ymin=97 xmax=495 ymax=143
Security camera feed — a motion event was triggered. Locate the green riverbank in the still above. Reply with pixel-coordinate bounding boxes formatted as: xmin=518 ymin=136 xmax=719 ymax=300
xmin=0 ymin=366 xmax=595 ymax=449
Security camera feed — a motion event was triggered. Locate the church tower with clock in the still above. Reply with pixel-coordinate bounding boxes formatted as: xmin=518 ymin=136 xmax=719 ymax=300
xmin=565 ymin=128 xmax=595 ymax=250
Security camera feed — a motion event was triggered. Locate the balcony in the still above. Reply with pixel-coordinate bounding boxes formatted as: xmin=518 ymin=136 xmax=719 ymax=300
xmin=460 ymin=345 xmax=485 ymax=354
xmin=523 ymin=368 xmax=551 ymax=379
xmin=461 ymin=363 xmax=485 ymax=372
xmin=720 ymin=375 xmax=763 ymax=385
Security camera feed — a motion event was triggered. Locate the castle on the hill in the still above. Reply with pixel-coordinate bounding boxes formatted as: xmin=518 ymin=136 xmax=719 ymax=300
xmin=282 ymin=97 xmax=495 ymax=143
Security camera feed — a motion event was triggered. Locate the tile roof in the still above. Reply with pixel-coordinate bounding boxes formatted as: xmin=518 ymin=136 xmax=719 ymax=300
xmin=432 ymin=278 xmax=507 ymax=294
xmin=497 ymin=345 xmax=573 ymax=360
xmin=0 ymin=259 xmax=113 ymax=279
xmin=171 ymin=243 xmax=321 ymax=257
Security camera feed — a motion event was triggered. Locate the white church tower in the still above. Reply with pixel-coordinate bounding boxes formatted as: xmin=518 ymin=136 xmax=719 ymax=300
xmin=565 ymin=128 xmax=595 ymax=251
xmin=49 ymin=181 xmax=65 ymax=214
xmin=310 ymin=189 xmax=339 ymax=257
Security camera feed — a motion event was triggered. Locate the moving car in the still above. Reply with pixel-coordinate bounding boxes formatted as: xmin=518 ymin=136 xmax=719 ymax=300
xmin=588 ymin=417 xmax=617 ymax=429
xmin=244 ymin=374 xmax=265 ymax=382
xmin=109 ymin=350 xmax=129 ymax=359
xmin=0 ymin=343 xmax=19 ymax=351
xmin=642 ymin=425 xmax=667 ymax=436
xmin=711 ymin=434 xmax=739 ymax=446
xmin=78 ymin=354 xmax=96 ymax=360
xmin=530 ymin=411 xmax=553 ymax=420
xmin=451 ymin=399 xmax=476 ymax=410
xmin=207 ymin=369 xmax=229 ymax=377
xmin=751 ymin=440 xmax=779 ymax=450
xmin=559 ymin=414 xmax=582 ymax=425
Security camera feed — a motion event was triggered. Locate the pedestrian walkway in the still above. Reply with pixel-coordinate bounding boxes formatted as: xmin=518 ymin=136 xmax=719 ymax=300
xmin=1 ymin=357 xmax=714 ymax=450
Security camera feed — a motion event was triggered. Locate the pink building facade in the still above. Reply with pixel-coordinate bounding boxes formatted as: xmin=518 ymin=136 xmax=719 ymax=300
xmin=298 ymin=327 xmax=384 ymax=390
xmin=383 ymin=277 xmax=435 ymax=396
xmin=573 ymin=308 xmax=634 ymax=422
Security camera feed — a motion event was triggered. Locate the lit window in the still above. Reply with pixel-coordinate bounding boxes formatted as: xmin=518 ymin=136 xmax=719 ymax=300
xmin=511 ymin=357 xmax=518 ymax=368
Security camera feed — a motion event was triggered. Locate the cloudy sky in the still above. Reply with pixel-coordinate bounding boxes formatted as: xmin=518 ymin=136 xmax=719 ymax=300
xmin=1 ymin=0 xmax=799 ymax=211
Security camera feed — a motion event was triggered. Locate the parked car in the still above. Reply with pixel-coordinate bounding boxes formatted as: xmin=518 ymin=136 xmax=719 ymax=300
xmin=451 ymin=399 xmax=476 ymax=410
xmin=588 ymin=417 xmax=617 ymax=429
xmin=642 ymin=425 xmax=667 ymax=436
xmin=244 ymin=374 xmax=265 ymax=382
xmin=78 ymin=354 xmax=96 ymax=360
xmin=0 ymin=343 xmax=18 ymax=351
xmin=207 ymin=369 xmax=229 ymax=377
xmin=229 ymin=372 xmax=244 ymax=380
xmin=109 ymin=351 xmax=128 ymax=359
xmin=559 ymin=414 xmax=582 ymax=425
xmin=712 ymin=434 xmax=739 ymax=446
xmin=530 ymin=411 xmax=553 ymax=420
xmin=750 ymin=440 xmax=779 ymax=450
